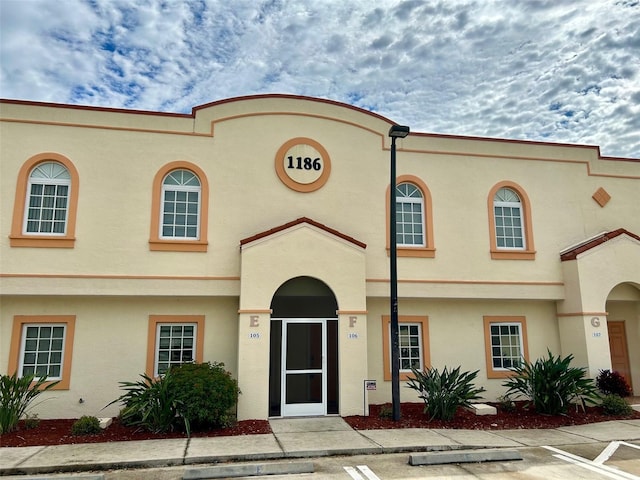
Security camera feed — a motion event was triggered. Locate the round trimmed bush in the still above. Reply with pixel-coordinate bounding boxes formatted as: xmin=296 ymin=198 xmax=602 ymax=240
xmin=170 ymin=362 xmax=240 ymax=429
xmin=71 ymin=415 xmax=101 ymax=435
xmin=601 ymin=394 xmax=633 ymax=416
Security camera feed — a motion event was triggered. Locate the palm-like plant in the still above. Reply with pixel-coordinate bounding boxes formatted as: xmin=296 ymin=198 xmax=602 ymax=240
xmin=502 ymin=349 xmax=600 ymax=415
xmin=407 ymin=366 xmax=486 ymax=421
xmin=106 ymin=371 xmax=189 ymax=435
xmin=0 ymin=372 xmax=59 ymax=434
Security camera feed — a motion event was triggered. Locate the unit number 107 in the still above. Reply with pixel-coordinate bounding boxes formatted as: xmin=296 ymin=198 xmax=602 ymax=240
xmin=287 ymin=156 xmax=322 ymax=171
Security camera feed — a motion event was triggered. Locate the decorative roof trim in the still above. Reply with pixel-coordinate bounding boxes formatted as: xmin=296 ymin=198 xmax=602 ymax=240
xmin=240 ymin=217 xmax=366 ymax=249
xmin=560 ymin=228 xmax=640 ymax=261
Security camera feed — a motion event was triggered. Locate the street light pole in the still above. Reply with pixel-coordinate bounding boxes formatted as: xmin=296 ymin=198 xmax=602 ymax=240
xmin=388 ymin=124 xmax=409 ymax=422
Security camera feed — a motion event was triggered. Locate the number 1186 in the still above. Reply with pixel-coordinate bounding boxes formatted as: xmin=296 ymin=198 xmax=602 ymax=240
xmin=287 ymin=156 xmax=321 ymax=171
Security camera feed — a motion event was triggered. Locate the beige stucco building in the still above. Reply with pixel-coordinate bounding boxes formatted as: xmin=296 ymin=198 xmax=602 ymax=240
xmin=1 ymin=94 xmax=639 ymax=421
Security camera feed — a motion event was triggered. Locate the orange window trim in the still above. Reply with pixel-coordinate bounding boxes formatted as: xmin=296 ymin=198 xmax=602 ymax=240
xmin=385 ymin=175 xmax=436 ymax=258
xmin=149 ymin=161 xmax=209 ymax=252
xmin=382 ymin=315 xmax=430 ymax=381
xmin=487 ymin=181 xmax=535 ymax=260
xmin=146 ymin=315 xmax=205 ymax=377
xmin=483 ymin=316 xmax=529 ymax=379
xmin=7 ymin=315 xmax=76 ymax=390
xmin=9 ymin=153 xmax=79 ymax=248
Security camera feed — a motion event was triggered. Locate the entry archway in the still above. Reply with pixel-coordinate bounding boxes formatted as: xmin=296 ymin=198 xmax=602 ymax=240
xmin=268 ymin=276 xmax=339 ymax=417
xmin=605 ymin=282 xmax=640 ymax=392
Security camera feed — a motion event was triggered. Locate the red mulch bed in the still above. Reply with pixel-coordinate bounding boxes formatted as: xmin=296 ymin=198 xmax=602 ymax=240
xmin=2 ymin=402 xmax=638 ymax=448
xmin=0 ymin=419 xmax=272 ymax=448
xmin=344 ymin=402 xmax=640 ymax=431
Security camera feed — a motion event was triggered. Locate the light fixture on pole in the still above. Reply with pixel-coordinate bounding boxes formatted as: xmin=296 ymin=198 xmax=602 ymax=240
xmin=388 ymin=124 xmax=409 ymax=421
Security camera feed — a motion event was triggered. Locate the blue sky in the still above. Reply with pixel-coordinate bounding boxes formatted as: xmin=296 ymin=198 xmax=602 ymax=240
xmin=1 ymin=0 xmax=639 ymax=158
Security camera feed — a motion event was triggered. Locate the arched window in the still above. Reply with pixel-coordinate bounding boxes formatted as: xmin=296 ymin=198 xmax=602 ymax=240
xmin=10 ymin=153 xmax=79 ymax=248
xmin=161 ymin=170 xmax=201 ymax=240
xmin=488 ymin=181 xmax=535 ymax=259
xmin=396 ymin=183 xmax=425 ymax=246
xmin=493 ymin=187 xmax=524 ymax=249
xmin=25 ymin=162 xmax=71 ymax=235
xmin=149 ymin=161 xmax=209 ymax=252
xmin=386 ymin=175 xmax=435 ymax=257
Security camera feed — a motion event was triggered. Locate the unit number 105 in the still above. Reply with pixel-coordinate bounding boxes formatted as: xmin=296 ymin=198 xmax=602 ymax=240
xmin=287 ymin=156 xmax=321 ymax=171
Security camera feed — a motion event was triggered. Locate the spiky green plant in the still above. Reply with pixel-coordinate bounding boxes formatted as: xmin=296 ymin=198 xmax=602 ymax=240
xmin=502 ymin=349 xmax=600 ymax=415
xmin=0 ymin=372 xmax=59 ymax=434
xmin=105 ymin=371 xmax=189 ymax=436
xmin=406 ymin=366 xmax=486 ymax=421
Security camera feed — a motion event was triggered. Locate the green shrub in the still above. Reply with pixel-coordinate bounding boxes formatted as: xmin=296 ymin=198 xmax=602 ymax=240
xmin=106 ymin=371 xmax=189 ymax=435
xmin=601 ymin=394 xmax=633 ymax=416
xmin=596 ymin=370 xmax=632 ymax=397
xmin=0 ymin=372 xmax=59 ymax=434
xmin=378 ymin=404 xmax=393 ymax=419
xmin=406 ymin=366 xmax=486 ymax=421
xmin=170 ymin=362 xmax=240 ymax=429
xmin=71 ymin=416 xmax=102 ymax=435
xmin=502 ymin=349 xmax=600 ymax=415
xmin=497 ymin=395 xmax=516 ymax=413
xmin=23 ymin=413 xmax=40 ymax=430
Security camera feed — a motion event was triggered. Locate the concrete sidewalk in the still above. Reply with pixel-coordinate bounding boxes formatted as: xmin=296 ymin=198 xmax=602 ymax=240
xmin=1 ymin=417 xmax=639 ymax=476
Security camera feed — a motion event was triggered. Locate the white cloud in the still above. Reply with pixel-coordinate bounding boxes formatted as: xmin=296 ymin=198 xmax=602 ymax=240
xmin=0 ymin=0 xmax=638 ymax=158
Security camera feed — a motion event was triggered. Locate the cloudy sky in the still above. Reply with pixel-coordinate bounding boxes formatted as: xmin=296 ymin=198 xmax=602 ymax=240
xmin=1 ymin=0 xmax=639 ymax=158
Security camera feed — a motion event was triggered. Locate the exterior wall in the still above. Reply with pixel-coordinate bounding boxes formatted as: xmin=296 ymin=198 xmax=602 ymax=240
xmin=366 ymin=298 xmax=559 ymax=405
xmin=1 ymin=95 xmax=639 ymax=419
xmin=1 ymin=296 xmax=238 ymax=419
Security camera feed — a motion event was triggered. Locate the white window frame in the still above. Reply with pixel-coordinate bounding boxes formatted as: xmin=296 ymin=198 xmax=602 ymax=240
xmin=23 ymin=162 xmax=71 ymax=236
xmin=396 ymin=183 xmax=425 ymax=247
xmin=154 ymin=323 xmax=197 ymax=376
xmin=397 ymin=322 xmax=424 ymax=373
xmin=18 ymin=323 xmax=67 ymax=380
xmin=493 ymin=187 xmax=525 ymax=250
xmin=489 ymin=322 xmax=524 ymax=371
xmin=160 ymin=170 xmax=201 ymax=240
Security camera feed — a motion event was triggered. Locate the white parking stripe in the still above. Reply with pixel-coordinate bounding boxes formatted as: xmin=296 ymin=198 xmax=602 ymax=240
xmin=343 ymin=465 xmax=383 ymax=480
xmin=594 ymin=441 xmax=621 ymax=465
xmin=356 ymin=465 xmax=382 ymax=480
xmin=343 ymin=466 xmax=365 ymax=480
xmin=543 ymin=445 xmax=640 ymax=480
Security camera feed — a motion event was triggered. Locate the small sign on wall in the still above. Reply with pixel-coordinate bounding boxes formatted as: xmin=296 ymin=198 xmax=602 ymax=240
xmin=365 ymin=380 xmax=377 ymax=391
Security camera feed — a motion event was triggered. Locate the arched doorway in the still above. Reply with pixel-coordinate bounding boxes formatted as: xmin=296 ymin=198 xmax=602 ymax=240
xmin=268 ymin=276 xmax=339 ymax=417
xmin=605 ymin=282 xmax=640 ymax=392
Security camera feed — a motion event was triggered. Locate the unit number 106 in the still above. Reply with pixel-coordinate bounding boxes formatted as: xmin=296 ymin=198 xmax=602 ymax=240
xmin=287 ymin=156 xmax=321 ymax=171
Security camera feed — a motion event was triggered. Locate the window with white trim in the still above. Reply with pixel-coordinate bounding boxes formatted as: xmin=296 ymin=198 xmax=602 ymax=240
xmin=396 ymin=182 xmax=425 ymax=246
xmin=493 ymin=187 xmax=524 ymax=249
xmin=24 ymin=162 xmax=71 ymax=235
xmin=399 ymin=323 xmax=423 ymax=372
xmin=155 ymin=323 xmax=197 ymax=375
xmin=489 ymin=322 xmax=524 ymax=370
xmin=19 ymin=324 xmax=66 ymax=379
xmin=160 ymin=170 xmax=201 ymax=239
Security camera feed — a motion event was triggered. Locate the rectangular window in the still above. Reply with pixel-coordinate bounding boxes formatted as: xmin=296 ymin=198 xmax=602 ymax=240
xmin=399 ymin=323 xmax=423 ymax=371
xmin=147 ymin=315 xmax=205 ymax=377
xmin=494 ymin=205 xmax=524 ymax=249
xmin=26 ymin=183 xmax=69 ymax=234
xmin=489 ymin=323 xmax=523 ymax=369
xmin=382 ymin=315 xmax=430 ymax=381
xmin=161 ymin=190 xmax=199 ymax=239
xmin=396 ymin=200 xmax=425 ymax=246
xmin=155 ymin=323 xmax=196 ymax=376
xmin=20 ymin=324 xmax=66 ymax=379
xmin=8 ymin=316 xmax=75 ymax=390
xmin=483 ymin=316 xmax=529 ymax=379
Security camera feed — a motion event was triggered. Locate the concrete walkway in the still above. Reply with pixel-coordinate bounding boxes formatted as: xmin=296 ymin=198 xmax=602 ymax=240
xmin=1 ymin=417 xmax=639 ymax=476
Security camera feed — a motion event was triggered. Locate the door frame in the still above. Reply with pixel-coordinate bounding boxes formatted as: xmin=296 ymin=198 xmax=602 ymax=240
xmin=607 ymin=320 xmax=633 ymax=390
xmin=280 ymin=318 xmax=327 ymax=417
